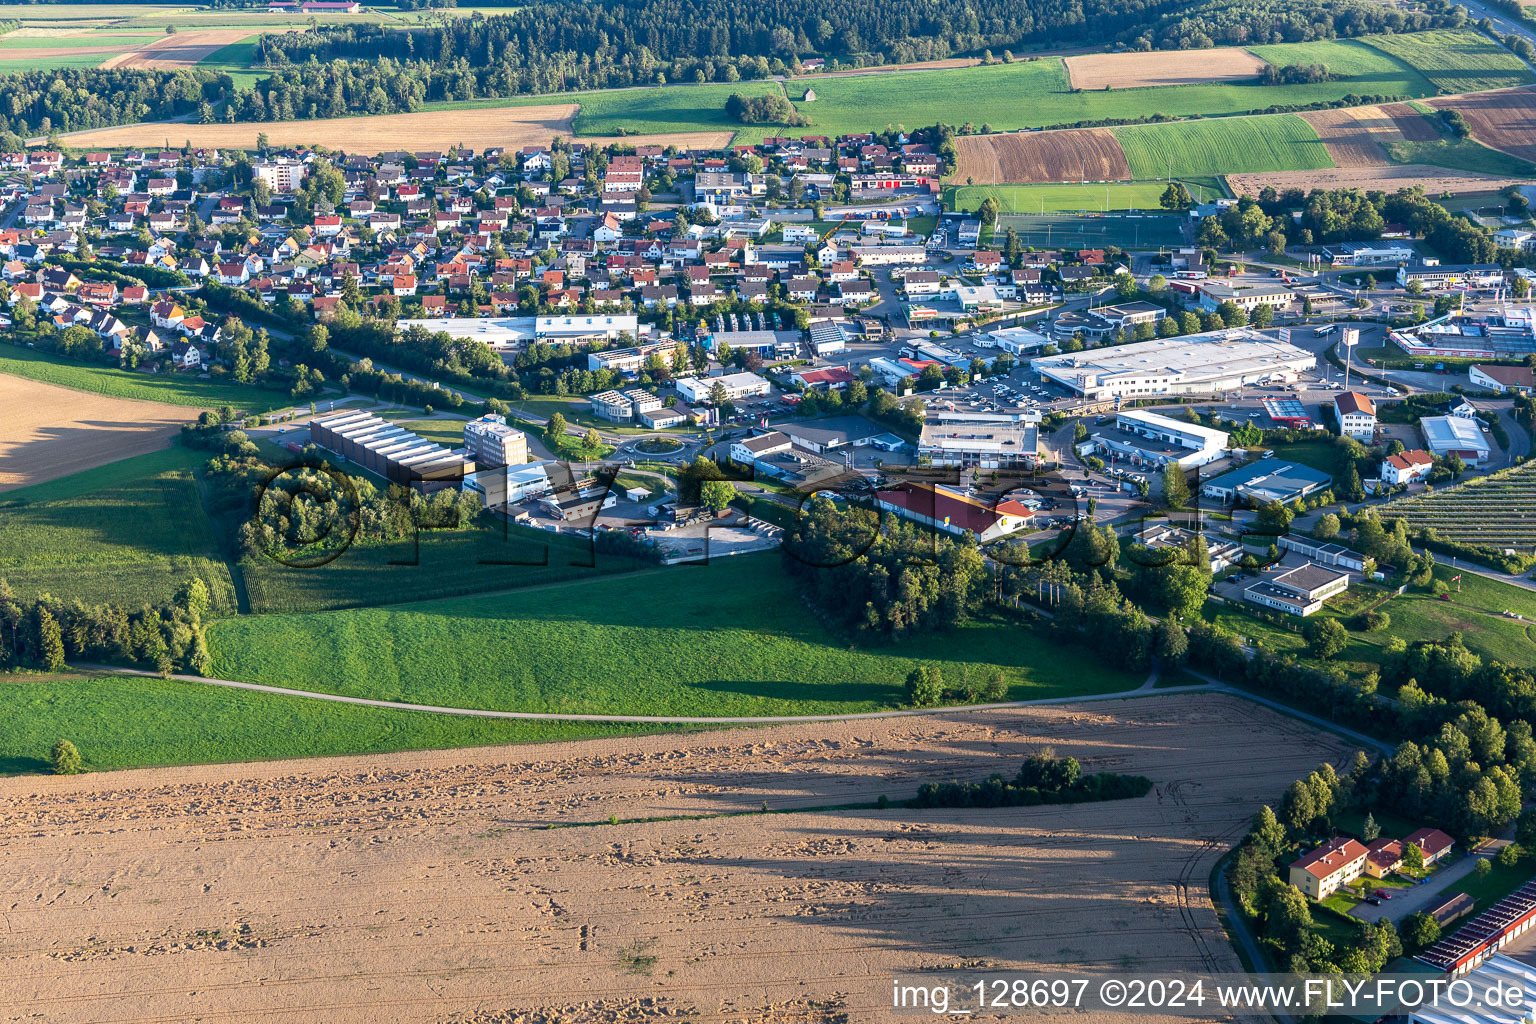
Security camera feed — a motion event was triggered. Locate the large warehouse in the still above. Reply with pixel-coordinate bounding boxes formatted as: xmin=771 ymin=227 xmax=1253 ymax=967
xmin=309 ymin=411 xmax=474 ymax=487
xmin=1031 ymin=328 xmax=1315 ymax=401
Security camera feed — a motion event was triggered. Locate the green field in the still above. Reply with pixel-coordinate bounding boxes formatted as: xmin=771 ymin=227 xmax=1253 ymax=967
xmin=1247 ymin=36 xmax=1435 ymax=88
xmin=1366 ymin=565 xmax=1536 ymax=665
xmin=0 ymin=453 xmax=236 ymax=610
xmin=0 ymin=32 xmax=158 ymax=48
xmin=207 ymin=555 xmax=1143 ymax=716
xmin=0 ymin=345 xmax=290 ymax=413
xmin=569 ymin=80 xmax=782 ymax=136
xmin=196 ymin=33 xmax=263 ymax=89
xmin=1362 ymin=28 xmax=1535 ymax=94
xmin=0 ymin=52 xmax=111 ymax=71
xmin=1386 ymin=137 xmax=1536 ymax=178
xmin=1114 ymin=114 xmax=1333 ymax=179
xmin=0 ymin=674 xmax=673 ymax=775
xmin=728 ymin=38 xmax=1438 ymax=145
xmin=947 ymin=181 xmax=1215 ymax=215
xmin=989 ymin=212 xmax=1187 ymax=249
xmin=390 ymin=417 xmax=466 ymax=446
xmin=239 ymin=524 xmax=652 ymax=614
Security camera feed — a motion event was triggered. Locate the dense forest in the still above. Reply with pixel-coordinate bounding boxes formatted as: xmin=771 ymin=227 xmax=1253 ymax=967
xmin=0 ymin=0 xmax=1469 ymax=135
xmin=0 ymin=67 xmax=229 ymax=144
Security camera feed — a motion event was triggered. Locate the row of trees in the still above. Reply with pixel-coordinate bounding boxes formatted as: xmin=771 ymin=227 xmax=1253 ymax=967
xmin=0 ymin=575 xmax=214 ymax=678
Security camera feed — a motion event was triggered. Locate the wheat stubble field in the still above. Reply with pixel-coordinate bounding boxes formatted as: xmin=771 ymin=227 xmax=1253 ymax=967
xmin=0 ymin=694 xmax=1351 ymax=1023
xmin=59 ymin=103 xmax=733 ymax=153
xmin=1063 ymin=48 xmax=1268 ymax=90
xmin=0 ymin=375 xmax=190 ymax=491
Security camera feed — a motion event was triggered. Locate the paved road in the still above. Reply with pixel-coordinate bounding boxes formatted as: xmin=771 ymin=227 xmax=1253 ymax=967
xmin=1349 ymin=852 xmax=1485 ymax=924
xmin=75 ymin=662 xmax=1205 ymax=723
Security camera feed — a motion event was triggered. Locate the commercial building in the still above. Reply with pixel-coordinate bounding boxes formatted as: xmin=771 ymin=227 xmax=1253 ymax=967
xmin=1410 ymin=954 xmax=1536 ymax=1023
xmin=463 ymin=414 xmax=528 ymax=469
xmin=873 ymin=482 xmax=1034 ymax=543
xmin=918 ymin=416 xmax=1041 ymax=469
xmin=778 ymin=415 xmax=887 ymax=453
xmin=309 ymin=411 xmax=473 ymax=487
xmin=1470 ymin=364 xmax=1536 ymax=394
xmin=1133 ymin=523 xmax=1242 ymax=572
xmin=590 ymin=390 xmax=635 ymax=421
xmin=1277 ymin=535 xmax=1370 ymax=572
xmin=1396 ymin=262 xmax=1504 ymax=290
xmin=1421 ymin=414 xmax=1491 ymax=465
xmin=397 ymin=314 xmax=643 ymax=352
xmin=674 ymin=371 xmax=771 ymax=404
xmin=461 ymin=460 xmax=558 ymax=507
xmin=1200 ymin=457 xmax=1331 ymax=505
xmin=1393 ymin=307 xmax=1536 ymax=362
xmin=586 ymin=340 xmax=673 ymax=375
xmin=1288 ymin=836 xmax=1368 ymax=899
xmin=1322 ymin=241 xmax=1415 ymax=266
xmin=1418 ymin=881 xmax=1536 ymax=975
xmin=1088 ymin=409 xmax=1229 ymax=470
xmin=986 ymin=325 xmax=1051 ymax=354
xmin=1334 ymin=391 xmax=1377 ymax=441
xmin=1031 ymin=328 xmax=1314 ymax=401
xmin=1243 ymin=562 xmax=1351 ymax=617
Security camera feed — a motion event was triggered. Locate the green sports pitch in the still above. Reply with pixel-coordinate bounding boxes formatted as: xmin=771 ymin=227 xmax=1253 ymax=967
xmin=991 ymin=213 xmax=1186 ymax=249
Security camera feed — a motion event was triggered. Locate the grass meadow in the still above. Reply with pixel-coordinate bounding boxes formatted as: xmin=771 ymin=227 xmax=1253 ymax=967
xmin=0 ymin=454 xmax=236 ymax=610
xmin=1361 ymin=28 xmax=1535 ymax=94
xmin=1114 ymin=114 xmax=1332 ymax=179
xmin=0 ymin=673 xmax=676 ymax=775
xmin=1386 ymin=137 xmax=1536 ymax=178
xmin=239 ymin=523 xmax=654 ymax=614
xmin=208 ymin=555 xmax=1144 ymax=716
xmin=0 ymin=345 xmax=289 ymax=413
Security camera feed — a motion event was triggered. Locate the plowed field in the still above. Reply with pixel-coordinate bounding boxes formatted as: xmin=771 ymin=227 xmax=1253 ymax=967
xmin=99 ymin=29 xmax=264 ymax=69
xmin=1431 ymin=86 xmax=1536 ymax=162
xmin=1064 ymin=47 xmax=1268 ymax=90
xmin=952 ymin=127 xmax=1131 ymax=184
xmin=1299 ymin=103 xmax=1439 ymax=166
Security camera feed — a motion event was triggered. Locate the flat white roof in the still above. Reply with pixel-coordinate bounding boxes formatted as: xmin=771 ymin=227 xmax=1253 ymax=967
xmin=1117 ymin=408 xmax=1231 ymax=445
xmin=1033 ymin=328 xmax=1313 ymax=386
xmin=1422 ymin=414 xmax=1490 ymax=451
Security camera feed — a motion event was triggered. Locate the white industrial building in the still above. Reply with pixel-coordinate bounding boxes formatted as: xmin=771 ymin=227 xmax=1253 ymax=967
xmin=397 ymin=314 xmax=643 ymax=352
xmin=1086 ymin=409 xmax=1230 ymax=469
xmin=1031 ymin=328 xmax=1314 ymax=401
xmin=918 ymin=410 xmax=1042 ymax=469
xmin=1421 ymin=414 xmax=1492 ymax=465
xmin=674 ymin=371 xmax=771 ymax=404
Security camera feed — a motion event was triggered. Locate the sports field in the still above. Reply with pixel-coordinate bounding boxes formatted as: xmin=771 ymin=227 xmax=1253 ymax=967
xmin=990 ymin=212 xmax=1187 ymax=248
xmin=1114 ymin=114 xmax=1333 ymax=179
xmin=207 ymin=556 xmax=1143 ymax=716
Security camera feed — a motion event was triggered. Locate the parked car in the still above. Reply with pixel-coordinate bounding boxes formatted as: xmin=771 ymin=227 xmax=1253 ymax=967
xmin=1374 ymin=888 xmax=1392 ymax=899
xmin=1364 ymin=896 xmax=1383 ymax=906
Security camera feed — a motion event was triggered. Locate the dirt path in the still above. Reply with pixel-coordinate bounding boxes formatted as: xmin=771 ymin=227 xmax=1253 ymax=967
xmin=0 ymin=693 xmax=1355 ymax=1023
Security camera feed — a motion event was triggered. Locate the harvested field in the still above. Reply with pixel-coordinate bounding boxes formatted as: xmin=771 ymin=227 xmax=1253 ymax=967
xmin=99 ymin=29 xmax=264 ymax=69
xmin=952 ymin=127 xmax=1130 ymax=184
xmin=56 ymin=104 xmax=733 ymax=153
xmin=0 ymin=375 xmax=189 ymax=492
xmin=1431 ymin=86 xmax=1536 ymax=162
xmin=1064 ymin=47 xmax=1268 ymax=91
xmin=0 ymin=693 xmax=1352 ymax=1022
xmin=1227 ymin=162 xmax=1523 ymax=197
xmin=1299 ymin=103 xmax=1439 ymax=166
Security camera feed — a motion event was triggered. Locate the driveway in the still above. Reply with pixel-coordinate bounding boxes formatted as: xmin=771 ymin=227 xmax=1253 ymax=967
xmin=1350 ymin=853 xmax=1486 ymax=924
